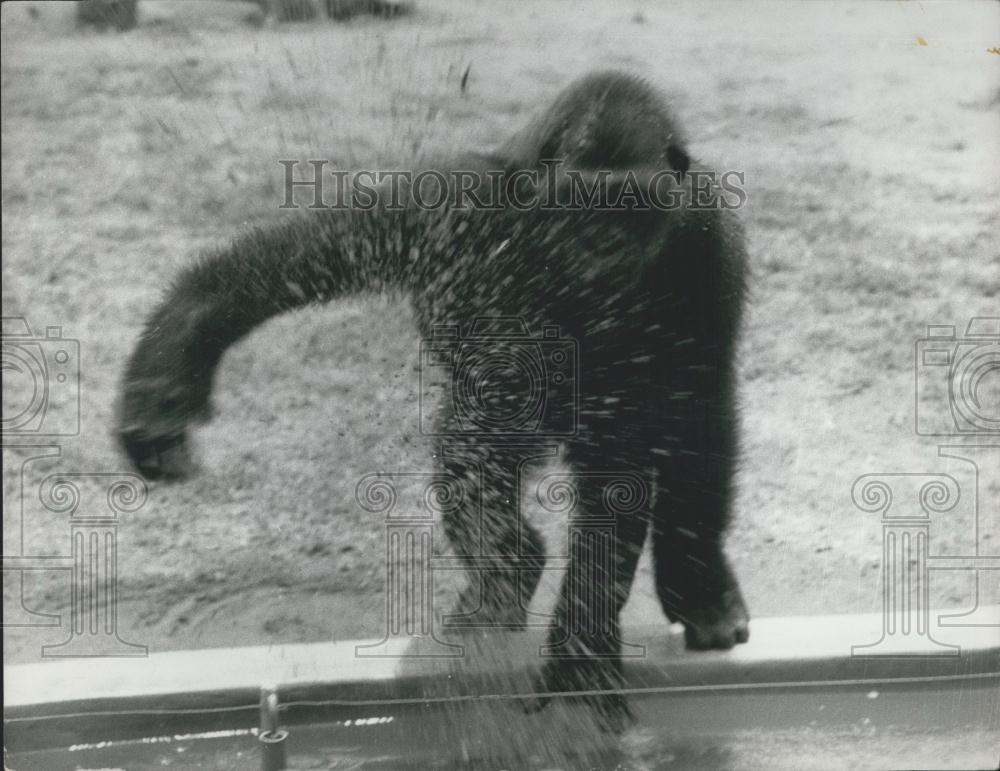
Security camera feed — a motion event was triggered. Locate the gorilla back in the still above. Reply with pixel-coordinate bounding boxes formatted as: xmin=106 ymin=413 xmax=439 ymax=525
xmin=117 ymin=70 xmax=750 ymax=726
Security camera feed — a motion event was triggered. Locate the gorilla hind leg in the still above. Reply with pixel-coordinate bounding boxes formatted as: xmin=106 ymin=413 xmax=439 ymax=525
xmin=527 ymin=435 xmax=653 ymax=731
xmin=437 ymin=432 xmax=553 ymax=630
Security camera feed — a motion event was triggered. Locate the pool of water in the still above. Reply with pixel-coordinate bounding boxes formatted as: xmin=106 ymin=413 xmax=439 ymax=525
xmin=6 ymin=612 xmax=999 ymax=770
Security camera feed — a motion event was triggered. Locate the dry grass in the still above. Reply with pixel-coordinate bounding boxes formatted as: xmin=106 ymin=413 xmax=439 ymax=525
xmin=2 ymin=0 xmax=998 ymax=661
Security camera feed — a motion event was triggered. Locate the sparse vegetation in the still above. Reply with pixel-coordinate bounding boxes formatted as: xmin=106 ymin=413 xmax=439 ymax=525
xmin=75 ymin=0 xmax=138 ymax=31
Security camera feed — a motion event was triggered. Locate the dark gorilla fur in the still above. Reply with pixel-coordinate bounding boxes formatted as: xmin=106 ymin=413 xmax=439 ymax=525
xmin=497 ymin=70 xmax=691 ymax=175
xmin=117 ymin=71 xmax=749 ymax=728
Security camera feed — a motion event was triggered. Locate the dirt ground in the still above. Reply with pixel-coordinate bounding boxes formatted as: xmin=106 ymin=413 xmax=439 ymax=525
xmin=2 ymin=0 xmax=998 ymax=664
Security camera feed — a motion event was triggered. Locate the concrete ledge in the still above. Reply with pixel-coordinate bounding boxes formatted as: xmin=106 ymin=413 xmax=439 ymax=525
xmin=7 ymin=608 xmax=999 ymax=707
xmin=4 ymin=609 xmax=999 ymax=754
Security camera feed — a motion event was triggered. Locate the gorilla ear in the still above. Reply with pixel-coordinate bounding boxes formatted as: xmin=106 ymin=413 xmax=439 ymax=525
xmin=666 ymin=144 xmax=690 ymax=176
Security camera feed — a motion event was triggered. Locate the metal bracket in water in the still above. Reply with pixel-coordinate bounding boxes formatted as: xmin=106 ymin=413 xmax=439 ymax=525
xmin=258 ymin=685 xmax=288 ymax=771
